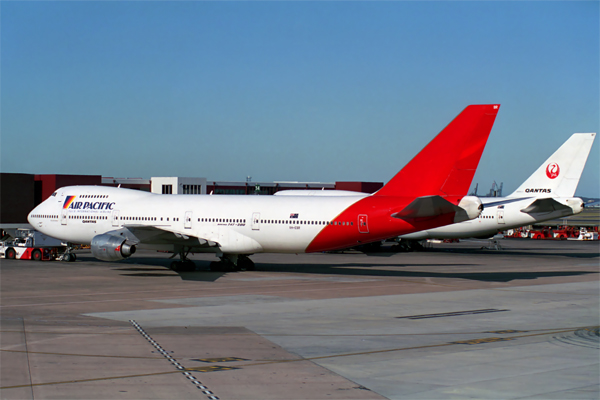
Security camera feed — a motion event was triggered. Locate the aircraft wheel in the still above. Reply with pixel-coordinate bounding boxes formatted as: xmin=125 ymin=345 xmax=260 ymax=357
xmin=63 ymin=253 xmax=72 ymax=262
xmin=238 ymin=255 xmax=255 ymax=271
xmin=182 ymin=260 xmax=196 ymax=272
xmin=5 ymin=248 xmax=16 ymax=259
xmin=170 ymin=261 xmax=182 ymax=272
xmin=209 ymin=261 xmax=221 ymax=272
xmin=209 ymin=260 xmax=235 ymax=272
xmin=32 ymin=249 xmax=42 ymax=261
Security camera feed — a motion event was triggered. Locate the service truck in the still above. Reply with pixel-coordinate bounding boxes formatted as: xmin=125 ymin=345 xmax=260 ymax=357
xmin=0 ymin=229 xmax=67 ymax=261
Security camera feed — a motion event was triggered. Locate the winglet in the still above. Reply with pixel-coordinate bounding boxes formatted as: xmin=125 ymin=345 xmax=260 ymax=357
xmin=374 ymin=104 xmax=500 ymax=198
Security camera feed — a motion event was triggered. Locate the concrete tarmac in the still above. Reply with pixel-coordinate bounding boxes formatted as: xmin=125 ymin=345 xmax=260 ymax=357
xmin=1 ymin=239 xmax=598 ymax=399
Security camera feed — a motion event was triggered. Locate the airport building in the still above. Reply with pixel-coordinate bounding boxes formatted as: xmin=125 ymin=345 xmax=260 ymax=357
xmin=0 ymin=173 xmax=383 ymax=223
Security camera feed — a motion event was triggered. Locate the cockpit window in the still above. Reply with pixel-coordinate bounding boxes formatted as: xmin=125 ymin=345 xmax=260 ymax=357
xmin=51 ymin=192 xmax=57 ymax=197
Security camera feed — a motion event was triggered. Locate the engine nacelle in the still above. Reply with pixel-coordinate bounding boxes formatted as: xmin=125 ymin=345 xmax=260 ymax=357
xmin=454 ymin=195 xmax=483 ymax=223
xmin=91 ymin=234 xmax=136 ymax=262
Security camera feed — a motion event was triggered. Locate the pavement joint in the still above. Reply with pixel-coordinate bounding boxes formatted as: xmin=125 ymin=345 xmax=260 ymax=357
xmin=129 ymin=319 xmax=220 ymax=400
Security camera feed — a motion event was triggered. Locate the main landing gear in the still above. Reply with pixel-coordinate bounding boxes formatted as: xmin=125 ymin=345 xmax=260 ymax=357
xmin=393 ymin=239 xmax=425 ymax=252
xmin=169 ymin=248 xmax=196 ymax=272
xmin=209 ymin=254 xmax=255 ymax=272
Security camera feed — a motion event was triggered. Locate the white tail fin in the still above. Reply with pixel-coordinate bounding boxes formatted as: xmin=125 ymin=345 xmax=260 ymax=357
xmin=510 ymin=133 xmax=596 ymax=198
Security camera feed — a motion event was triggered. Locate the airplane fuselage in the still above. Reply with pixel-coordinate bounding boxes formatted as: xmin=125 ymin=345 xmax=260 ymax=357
xmin=400 ymin=196 xmax=583 ymax=240
xmin=30 ymin=185 xmax=468 ymax=255
xmin=27 ymin=104 xmax=501 ymax=265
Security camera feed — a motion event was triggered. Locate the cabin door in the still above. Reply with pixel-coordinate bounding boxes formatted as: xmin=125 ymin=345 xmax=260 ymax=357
xmin=252 ymin=213 xmax=260 ymax=231
xmin=497 ymin=210 xmax=505 ymax=224
xmin=358 ymin=214 xmax=369 ymax=233
xmin=184 ymin=211 xmax=193 ymax=229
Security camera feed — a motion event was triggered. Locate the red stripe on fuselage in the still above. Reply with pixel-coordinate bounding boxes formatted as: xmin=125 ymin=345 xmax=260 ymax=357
xmin=305 ymin=195 xmax=461 ymax=253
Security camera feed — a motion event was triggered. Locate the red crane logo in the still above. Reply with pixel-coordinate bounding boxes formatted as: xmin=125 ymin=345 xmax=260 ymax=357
xmin=546 ymin=163 xmax=560 ymax=179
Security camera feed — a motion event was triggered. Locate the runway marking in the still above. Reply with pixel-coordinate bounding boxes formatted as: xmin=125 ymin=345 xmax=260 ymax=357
xmin=451 ymin=337 xmax=514 ymax=345
xmin=192 ymin=357 xmax=249 ymax=363
xmin=185 ymin=366 xmax=240 ymax=373
xmin=130 ymin=320 xmax=220 ymax=399
xmin=396 ymin=308 xmax=509 ymax=319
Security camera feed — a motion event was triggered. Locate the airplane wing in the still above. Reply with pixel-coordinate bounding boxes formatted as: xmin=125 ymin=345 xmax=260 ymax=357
xmin=105 ymin=225 xmax=218 ymax=248
xmin=520 ymin=198 xmax=573 ymax=214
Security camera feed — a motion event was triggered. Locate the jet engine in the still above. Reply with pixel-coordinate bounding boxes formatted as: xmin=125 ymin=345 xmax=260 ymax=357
xmin=91 ymin=234 xmax=136 ymax=261
xmin=454 ymin=196 xmax=484 ymax=223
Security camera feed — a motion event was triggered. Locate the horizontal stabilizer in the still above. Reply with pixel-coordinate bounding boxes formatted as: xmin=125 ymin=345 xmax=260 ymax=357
xmin=520 ymin=198 xmax=571 ymax=214
xmin=392 ymin=195 xmax=462 ymax=219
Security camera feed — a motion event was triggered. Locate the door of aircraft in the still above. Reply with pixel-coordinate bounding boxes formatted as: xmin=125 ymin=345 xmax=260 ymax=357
xmin=252 ymin=212 xmax=260 ymax=231
xmin=184 ymin=211 xmax=193 ymax=229
xmin=112 ymin=210 xmax=120 ymax=227
xmin=358 ymin=214 xmax=369 ymax=233
xmin=497 ymin=210 xmax=505 ymax=224
xmin=61 ymin=209 xmax=68 ymax=225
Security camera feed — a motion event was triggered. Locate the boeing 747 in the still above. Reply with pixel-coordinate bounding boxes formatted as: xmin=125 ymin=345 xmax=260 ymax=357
xmin=28 ymin=104 xmax=500 ymax=271
xmin=400 ymin=132 xmax=595 ymax=243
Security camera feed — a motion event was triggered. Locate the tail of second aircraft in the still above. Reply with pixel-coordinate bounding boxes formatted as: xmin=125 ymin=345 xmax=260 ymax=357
xmin=509 ymin=133 xmax=596 ymax=198
xmin=375 ymin=104 xmax=500 ymax=198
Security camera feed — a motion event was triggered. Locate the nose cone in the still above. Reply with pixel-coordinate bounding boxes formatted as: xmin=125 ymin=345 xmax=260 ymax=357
xmin=28 ymin=207 xmax=36 ymax=225
xmin=28 ymin=204 xmax=41 ymax=226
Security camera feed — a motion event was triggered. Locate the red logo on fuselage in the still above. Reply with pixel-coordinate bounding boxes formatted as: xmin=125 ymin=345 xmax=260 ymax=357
xmin=546 ymin=163 xmax=560 ymax=179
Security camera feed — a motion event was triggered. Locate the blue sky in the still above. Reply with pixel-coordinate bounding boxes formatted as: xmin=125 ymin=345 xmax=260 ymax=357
xmin=2 ymin=1 xmax=598 ymax=197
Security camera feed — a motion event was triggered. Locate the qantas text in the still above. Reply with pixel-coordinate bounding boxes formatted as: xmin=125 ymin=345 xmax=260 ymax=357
xmin=525 ymin=188 xmax=551 ymax=193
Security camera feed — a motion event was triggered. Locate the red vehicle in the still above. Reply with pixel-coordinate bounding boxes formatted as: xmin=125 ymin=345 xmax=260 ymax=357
xmin=529 ymin=228 xmax=554 ymax=240
xmin=552 ymin=226 xmax=579 ymax=239
xmin=0 ymin=230 xmax=67 ymax=261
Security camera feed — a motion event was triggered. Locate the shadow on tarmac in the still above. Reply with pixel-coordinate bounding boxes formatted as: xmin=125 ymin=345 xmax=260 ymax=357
xmin=254 ymin=263 xmax=597 ymax=283
xmin=351 ymin=246 xmax=600 ymax=259
xmin=74 ymin=244 xmax=598 ymax=283
xmin=113 ymin=266 xmax=225 ymax=282
xmin=110 ymin=261 xmax=595 ymax=283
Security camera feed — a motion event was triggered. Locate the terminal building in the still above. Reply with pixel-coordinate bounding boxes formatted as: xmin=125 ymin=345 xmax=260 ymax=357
xmin=0 ymin=173 xmax=383 ymax=224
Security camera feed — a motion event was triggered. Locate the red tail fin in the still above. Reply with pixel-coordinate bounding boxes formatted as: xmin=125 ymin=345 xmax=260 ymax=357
xmin=374 ymin=104 xmax=500 ymax=198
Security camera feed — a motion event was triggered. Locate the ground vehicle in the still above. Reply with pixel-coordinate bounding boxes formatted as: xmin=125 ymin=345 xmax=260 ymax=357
xmin=0 ymin=230 xmax=67 ymax=261
xmin=575 ymin=227 xmax=599 ymax=241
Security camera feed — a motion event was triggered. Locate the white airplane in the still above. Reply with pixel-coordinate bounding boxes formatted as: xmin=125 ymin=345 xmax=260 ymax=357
xmin=28 ymin=104 xmax=500 ymax=271
xmin=399 ymin=132 xmax=596 ymax=243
